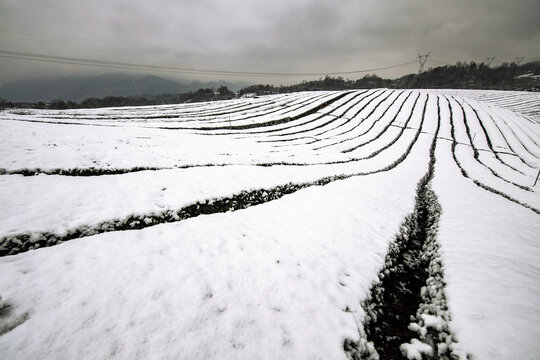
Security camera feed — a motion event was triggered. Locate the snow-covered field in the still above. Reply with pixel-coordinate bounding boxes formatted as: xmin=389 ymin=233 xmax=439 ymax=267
xmin=0 ymin=89 xmax=539 ymax=359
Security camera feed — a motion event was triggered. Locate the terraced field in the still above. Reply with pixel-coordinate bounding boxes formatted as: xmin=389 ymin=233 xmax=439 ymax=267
xmin=1 ymin=89 xmax=539 ymax=359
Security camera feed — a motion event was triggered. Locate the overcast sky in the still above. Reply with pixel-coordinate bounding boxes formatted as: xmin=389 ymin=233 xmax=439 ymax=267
xmin=0 ymin=0 xmax=539 ymax=85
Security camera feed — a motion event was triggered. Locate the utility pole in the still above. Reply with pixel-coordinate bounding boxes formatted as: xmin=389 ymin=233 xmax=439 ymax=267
xmin=417 ymin=52 xmax=431 ymax=73
xmin=485 ymin=57 xmax=496 ymax=66
xmin=515 ymin=56 xmax=525 ymax=65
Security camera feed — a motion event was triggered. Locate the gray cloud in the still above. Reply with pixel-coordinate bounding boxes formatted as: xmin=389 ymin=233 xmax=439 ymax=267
xmin=0 ymin=0 xmax=539 ymax=85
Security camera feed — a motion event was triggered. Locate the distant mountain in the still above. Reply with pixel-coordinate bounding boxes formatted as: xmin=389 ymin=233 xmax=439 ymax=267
xmin=69 ymin=73 xmax=188 ymax=101
xmin=0 ymin=76 xmax=88 ymax=103
xmin=0 ymin=73 xmax=249 ymax=102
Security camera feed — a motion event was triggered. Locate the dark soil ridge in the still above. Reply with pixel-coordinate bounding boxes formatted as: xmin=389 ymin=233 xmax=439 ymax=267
xmin=0 ymin=96 xmax=433 ymax=257
xmin=344 ymin=96 xmax=466 ymax=360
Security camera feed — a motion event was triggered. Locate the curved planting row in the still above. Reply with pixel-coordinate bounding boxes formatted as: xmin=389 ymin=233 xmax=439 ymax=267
xmin=0 ymin=94 xmax=435 ymax=256
xmin=1 ymin=89 xmax=538 ymax=360
xmin=248 ymin=91 xmax=426 ymax=167
xmin=0 ymin=90 xmax=431 ymax=173
xmin=257 ymin=90 xmax=402 ymax=146
xmin=255 ymin=89 xmax=412 ymax=155
xmin=0 ymin=166 xmax=166 ymax=177
xmin=201 ymin=92 xmax=338 ymax=128
xmin=256 ymin=90 xmax=377 ymax=139
xmin=221 ymin=89 xmax=386 ymax=140
xmin=230 ymin=89 xmax=406 ymax=161
xmin=340 ymin=91 xmax=416 ymax=153
xmin=154 ymin=91 xmax=354 ymax=132
xmin=46 ymin=93 xmax=301 ymax=121
xmin=474 ymin=102 xmax=539 ymax=171
xmin=3 ymin=90 xmax=535 ymax=181
xmin=148 ymin=91 xmax=338 ymax=130
xmin=174 ymin=92 xmax=331 ymax=129
xmin=462 ymin=101 xmax=529 ymax=175
xmin=221 ymin=91 xmax=427 ymax=167
xmin=439 ymin=90 xmax=540 ymax=121
xmin=1 ymin=91 xmax=537 ymax=223
xmin=452 ymin=99 xmax=533 ymax=191
xmin=445 ymin=96 xmax=540 ymax=214
xmin=1 ymin=92 xmax=321 ymax=128
xmin=298 ymin=93 xmax=392 ymax=145
xmin=312 ymin=90 xmax=394 ymax=150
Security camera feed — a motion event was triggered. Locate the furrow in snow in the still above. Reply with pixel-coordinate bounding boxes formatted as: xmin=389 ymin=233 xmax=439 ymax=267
xmin=344 ymin=96 xmax=467 ymax=360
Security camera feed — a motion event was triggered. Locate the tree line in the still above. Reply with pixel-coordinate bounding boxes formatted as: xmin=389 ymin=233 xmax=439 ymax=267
xmin=1 ymin=61 xmax=538 ymax=110
xmin=397 ymin=61 xmax=539 ymax=90
xmin=240 ymin=61 xmax=539 ymax=95
xmin=0 ymin=86 xmax=236 ymax=110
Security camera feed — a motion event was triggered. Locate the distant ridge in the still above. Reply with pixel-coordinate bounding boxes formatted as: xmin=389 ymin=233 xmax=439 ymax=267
xmin=0 ymin=73 xmax=248 ymax=102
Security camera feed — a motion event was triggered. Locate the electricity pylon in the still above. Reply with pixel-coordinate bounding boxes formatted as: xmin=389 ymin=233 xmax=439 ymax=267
xmin=485 ymin=57 xmax=496 ymax=66
xmin=515 ymin=56 xmax=525 ymax=65
xmin=417 ymin=52 xmax=431 ymax=73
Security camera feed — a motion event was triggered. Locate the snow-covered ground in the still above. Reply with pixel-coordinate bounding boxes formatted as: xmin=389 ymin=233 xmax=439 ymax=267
xmin=1 ymin=89 xmax=539 ymax=359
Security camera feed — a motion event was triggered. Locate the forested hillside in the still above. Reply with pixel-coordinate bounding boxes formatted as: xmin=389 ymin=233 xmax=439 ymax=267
xmin=1 ymin=61 xmax=538 ymax=110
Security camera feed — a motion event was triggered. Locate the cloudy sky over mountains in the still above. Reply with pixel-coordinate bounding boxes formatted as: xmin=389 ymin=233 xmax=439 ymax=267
xmin=0 ymin=0 xmax=539 ymax=85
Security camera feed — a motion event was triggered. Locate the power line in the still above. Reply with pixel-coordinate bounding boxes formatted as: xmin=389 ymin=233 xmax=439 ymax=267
xmin=0 ymin=49 xmax=417 ymax=77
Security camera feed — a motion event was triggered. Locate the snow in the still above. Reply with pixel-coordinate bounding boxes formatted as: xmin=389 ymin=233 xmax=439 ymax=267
xmin=0 ymin=94 xmax=435 ymax=239
xmin=431 ymin=95 xmax=540 ymax=358
xmin=433 ymin=140 xmax=540 ymax=359
xmin=400 ymin=339 xmax=434 ymax=360
xmin=434 ymin=89 xmax=540 ymax=122
xmin=420 ymin=314 xmax=445 ymax=332
xmin=1 ymin=88 xmax=539 ymax=359
xmin=0 ymin=155 xmax=428 ymax=359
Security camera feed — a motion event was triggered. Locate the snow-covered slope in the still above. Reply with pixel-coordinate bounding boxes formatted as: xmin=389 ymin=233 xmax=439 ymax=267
xmin=1 ymin=89 xmax=539 ymax=359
